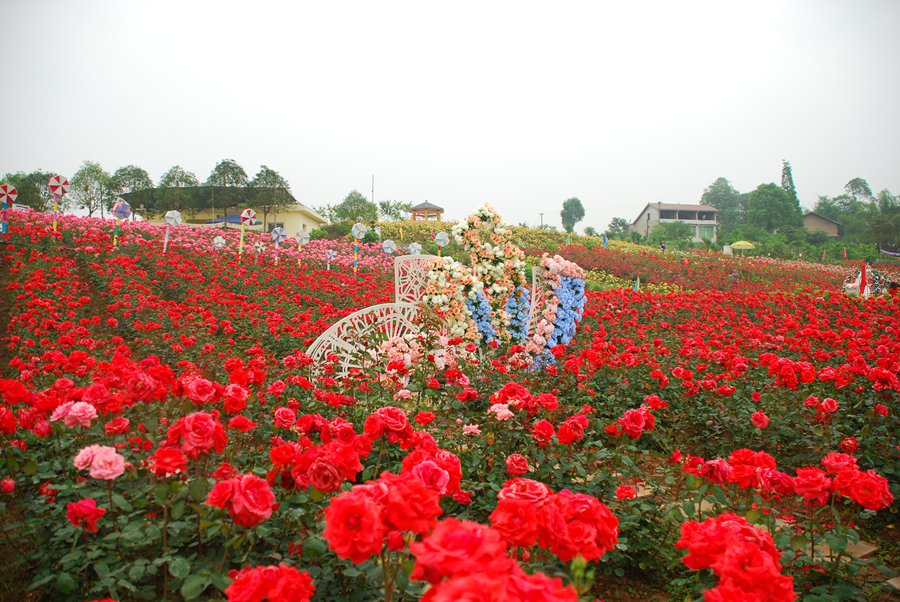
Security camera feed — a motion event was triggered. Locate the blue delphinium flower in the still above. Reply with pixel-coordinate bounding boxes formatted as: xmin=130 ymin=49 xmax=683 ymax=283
xmin=466 ymin=292 xmax=496 ymax=345
xmin=504 ymin=286 xmax=530 ymax=344
xmin=546 ymin=276 xmax=586 ymax=348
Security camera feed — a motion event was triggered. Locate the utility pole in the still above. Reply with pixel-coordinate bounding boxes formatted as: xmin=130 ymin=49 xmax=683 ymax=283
xmin=371 ymin=175 xmax=375 ymax=206
xmin=539 ymin=213 xmax=544 ymax=228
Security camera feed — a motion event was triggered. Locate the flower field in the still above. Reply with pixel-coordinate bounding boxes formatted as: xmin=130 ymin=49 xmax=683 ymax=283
xmin=1 ymin=211 xmax=898 ymax=601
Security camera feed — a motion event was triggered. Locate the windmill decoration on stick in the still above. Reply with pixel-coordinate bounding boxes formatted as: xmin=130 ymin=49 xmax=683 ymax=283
xmin=213 ymin=235 xmax=226 ymax=251
xmin=408 ymin=242 xmax=422 ymax=255
xmin=296 ymin=229 xmax=310 ymax=267
xmin=238 ymin=209 xmax=256 ymax=256
xmin=48 ymin=175 xmax=69 ymax=232
xmin=111 ymin=199 xmax=132 ymax=247
xmin=0 ymin=183 xmax=17 ymax=236
xmin=351 ymin=222 xmax=367 ymax=275
xmin=271 ymin=227 xmax=287 ymax=264
xmin=382 ymin=239 xmax=397 ymax=272
xmin=164 ymin=210 xmax=182 ymax=253
xmin=435 ymin=231 xmax=450 ymax=257
xmin=325 ymin=249 xmax=337 ymax=271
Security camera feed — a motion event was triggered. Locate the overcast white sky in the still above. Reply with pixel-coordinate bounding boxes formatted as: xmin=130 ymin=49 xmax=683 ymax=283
xmin=2 ymin=0 xmax=898 ymax=231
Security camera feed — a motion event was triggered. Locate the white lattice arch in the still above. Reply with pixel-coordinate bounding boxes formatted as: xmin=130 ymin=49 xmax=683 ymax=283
xmin=306 ymin=254 xmax=550 ymax=375
xmin=394 ymin=254 xmax=440 ymax=304
xmin=306 ymin=302 xmax=427 ymax=377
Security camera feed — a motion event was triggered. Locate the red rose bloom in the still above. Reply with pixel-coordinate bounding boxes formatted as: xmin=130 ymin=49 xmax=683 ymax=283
xmin=323 ymin=489 xmax=387 ymax=563
xmin=206 ymin=473 xmax=276 ymax=528
xmin=793 ymin=467 xmax=831 ymax=506
xmin=66 ymin=498 xmax=107 ymax=532
xmin=410 ymin=518 xmax=512 ymax=585
xmin=225 ymin=564 xmax=315 ymax=602
xmin=147 ymin=447 xmax=188 ymax=478
xmin=505 ymin=454 xmax=529 ymax=477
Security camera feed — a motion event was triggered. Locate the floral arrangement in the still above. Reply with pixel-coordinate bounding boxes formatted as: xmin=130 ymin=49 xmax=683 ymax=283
xmin=427 ymin=205 xmax=586 ymax=360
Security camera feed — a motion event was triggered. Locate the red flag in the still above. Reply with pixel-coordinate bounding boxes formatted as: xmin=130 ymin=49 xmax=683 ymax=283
xmin=843 ymin=247 xmax=847 ymax=259
xmin=822 ymin=249 xmax=827 ymax=261
xmin=859 ymin=263 xmax=868 ymax=297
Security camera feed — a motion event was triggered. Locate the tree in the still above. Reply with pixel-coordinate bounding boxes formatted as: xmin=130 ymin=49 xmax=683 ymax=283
xmin=249 ymin=165 xmax=292 ymax=230
xmin=648 ymin=221 xmax=693 ymax=249
xmin=206 ymin=159 xmax=248 ymax=188
xmin=747 ymin=183 xmax=802 ymax=232
xmin=560 ymin=197 xmax=585 ymax=234
xmin=701 ymin=177 xmax=743 ymax=233
xmin=584 ymin=226 xmax=599 ymax=237
xmin=606 ymin=217 xmax=632 ymax=239
xmin=158 ymin=165 xmax=199 ymax=188
xmin=70 ymin=161 xmax=112 ymax=217
xmin=845 ymin=178 xmax=873 ymax=201
xmin=110 ymin=165 xmax=153 ymax=195
xmin=314 ymin=204 xmax=337 ymax=223
xmin=781 ymin=160 xmax=799 ymax=206
xmin=378 ymin=200 xmax=412 ymax=221
xmin=333 ymin=190 xmax=377 ymax=223
xmin=1 ymin=170 xmax=55 ymax=212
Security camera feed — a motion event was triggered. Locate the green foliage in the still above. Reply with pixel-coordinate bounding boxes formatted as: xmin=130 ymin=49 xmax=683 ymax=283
xmin=110 ymin=165 xmax=153 ymax=196
xmin=1 ymin=170 xmax=55 ymax=211
xmin=249 ymin=166 xmax=292 ymax=229
xmin=205 ymin=159 xmax=248 ymax=188
xmin=560 ymin=197 xmax=585 ymax=233
xmin=747 ymin=183 xmax=802 ymax=232
xmin=701 ymin=177 xmax=744 ymax=233
xmin=70 ymin=161 xmax=113 ymax=216
xmin=845 ymin=177 xmax=873 ymax=200
xmin=334 ymin=190 xmax=377 ymax=223
xmin=158 ymin=165 xmax=199 ymax=188
xmin=584 ymin=226 xmax=599 ymax=237
xmin=781 ymin=159 xmax=799 ymax=205
xmin=648 ymin=221 xmax=693 ymax=248
xmin=378 ymin=200 xmax=411 ymax=221
xmin=606 ymin=217 xmax=631 ymax=239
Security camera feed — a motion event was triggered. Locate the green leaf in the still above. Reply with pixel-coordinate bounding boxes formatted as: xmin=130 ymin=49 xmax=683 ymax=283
xmin=745 ymin=508 xmax=762 ymax=524
xmin=171 ymin=500 xmax=186 ymax=520
xmin=169 ymin=556 xmax=191 ymax=579
xmin=181 ymin=575 xmax=210 ymax=600
xmin=55 ymin=573 xmax=77 ymax=594
xmin=111 ymin=493 xmax=133 ymax=511
xmin=791 ymin=534 xmax=808 ymax=550
xmin=211 ymin=572 xmax=232 ymax=591
xmin=189 ymin=477 xmax=210 ymax=502
xmin=825 ymin=533 xmax=847 ymax=553
xmin=22 ymin=460 xmax=38 ymax=475
xmin=128 ymin=563 xmax=146 ymax=581
xmin=303 ymin=536 xmax=327 ymax=559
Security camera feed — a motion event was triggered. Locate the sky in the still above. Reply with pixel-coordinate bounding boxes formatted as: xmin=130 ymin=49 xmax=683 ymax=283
xmin=2 ymin=0 xmax=899 ymax=231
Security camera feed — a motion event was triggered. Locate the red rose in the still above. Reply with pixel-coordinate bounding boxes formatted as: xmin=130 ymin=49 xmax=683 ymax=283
xmin=498 ymin=478 xmax=553 ymax=505
xmin=821 ymin=452 xmax=858 ymax=475
xmin=751 ymin=410 xmax=770 ymax=429
xmin=104 ymin=417 xmax=130 ymax=435
xmin=378 ymin=472 xmax=442 ymax=534
xmin=167 ymin=412 xmax=227 ymax=458
xmin=323 ymin=489 xmax=387 ymax=563
xmin=306 ymin=456 xmax=345 ymax=493
xmin=226 ymin=564 xmax=315 ymax=602
xmin=415 ymin=411 xmax=436 ymax=426
xmin=615 ymin=486 xmax=637 ymax=500
xmin=273 ymin=407 xmax=296 ymax=429
xmin=207 ymin=473 xmax=276 ymax=528
xmin=793 ymin=467 xmax=831 ymax=506
xmin=411 ymin=518 xmax=512 ymax=585
xmin=505 ymin=454 xmax=529 ymax=477
xmin=490 ymin=498 xmax=542 ymax=547
xmin=840 ymin=437 xmax=859 ymax=454
xmin=184 ymin=376 xmax=219 ymax=405
xmin=66 ymin=498 xmax=107 ymax=532
xmin=842 ymin=469 xmax=894 ymax=511
xmin=531 ymin=420 xmax=555 ymax=446
xmin=147 ymin=447 xmax=188 ymax=478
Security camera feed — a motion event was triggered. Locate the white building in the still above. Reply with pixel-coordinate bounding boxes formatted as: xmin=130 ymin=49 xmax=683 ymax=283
xmin=630 ymin=203 xmax=718 ymax=243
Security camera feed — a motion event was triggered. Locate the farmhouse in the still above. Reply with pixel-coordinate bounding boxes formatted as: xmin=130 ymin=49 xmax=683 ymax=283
xmin=630 ymin=202 xmax=718 ymax=243
xmin=803 ymin=212 xmax=840 ymax=238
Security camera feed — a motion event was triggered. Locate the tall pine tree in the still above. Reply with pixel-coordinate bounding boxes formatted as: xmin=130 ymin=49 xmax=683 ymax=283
xmin=781 ymin=160 xmax=799 ymax=205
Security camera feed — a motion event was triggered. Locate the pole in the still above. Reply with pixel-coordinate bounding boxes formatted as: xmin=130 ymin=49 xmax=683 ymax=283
xmin=163 ymin=224 xmax=170 ymax=253
xmin=297 ymin=240 xmax=302 ymax=267
xmin=275 ymin=240 xmax=280 ymax=264
xmin=53 ymin=195 xmax=59 ymax=231
xmin=239 ymin=223 xmax=245 ymax=256
xmin=353 ymin=236 xmax=359 ymax=275
xmin=1 ymin=196 xmax=7 ymax=236
xmin=371 ymin=174 xmax=375 ymax=206
xmin=114 ymin=218 xmax=120 ymax=247
xmin=539 ymin=213 xmax=544 ymax=227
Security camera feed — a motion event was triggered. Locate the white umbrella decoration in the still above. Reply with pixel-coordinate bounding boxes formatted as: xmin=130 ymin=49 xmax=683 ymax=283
xmin=325 ymin=249 xmax=337 ymax=271
xmin=239 ymin=209 xmax=256 ymax=256
xmin=111 ymin=199 xmax=131 ymax=247
xmin=213 ymin=235 xmax=226 ymax=251
xmin=435 ymin=231 xmax=450 ymax=256
xmin=382 ymin=239 xmax=397 ymax=272
xmin=253 ymin=240 xmax=265 ymax=256
xmin=271 ymin=226 xmax=287 ymax=264
xmin=296 ymin=229 xmax=310 ymax=267
xmin=408 ymin=242 xmax=422 ymax=255
xmin=163 ymin=210 xmax=182 ymax=253
xmin=351 ymin=222 xmax=367 ymax=275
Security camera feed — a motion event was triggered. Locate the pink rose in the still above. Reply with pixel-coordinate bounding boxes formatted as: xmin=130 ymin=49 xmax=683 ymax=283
xmin=185 ymin=377 xmax=218 ymax=405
